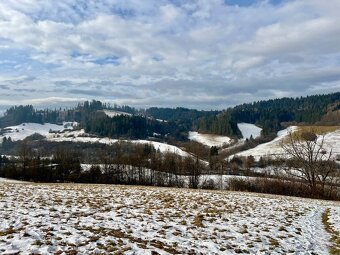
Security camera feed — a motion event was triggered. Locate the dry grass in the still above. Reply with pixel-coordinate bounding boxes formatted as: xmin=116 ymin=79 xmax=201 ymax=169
xmin=280 ymin=125 xmax=340 ymax=144
xmin=296 ymin=126 xmax=340 ymax=136
xmin=322 ymin=208 xmax=340 ymax=255
xmin=0 ymin=183 xmax=338 ymax=254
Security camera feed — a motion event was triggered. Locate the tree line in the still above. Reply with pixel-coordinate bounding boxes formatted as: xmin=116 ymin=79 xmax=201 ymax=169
xmin=1 ymin=92 xmax=339 ymax=142
xmin=0 ymin=141 xmax=206 ymax=189
xmin=196 ymin=92 xmax=340 ymax=136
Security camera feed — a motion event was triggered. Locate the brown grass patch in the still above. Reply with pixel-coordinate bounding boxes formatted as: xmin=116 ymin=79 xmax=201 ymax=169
xmin=295 ymin=126 xmax=340 ymax=136
xmin=322 ymin=208 xmax=340 ymax=255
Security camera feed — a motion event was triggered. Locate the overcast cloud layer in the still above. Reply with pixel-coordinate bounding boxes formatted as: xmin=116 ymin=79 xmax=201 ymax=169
xmin=0 ymin=0 xmax=340 ymax=110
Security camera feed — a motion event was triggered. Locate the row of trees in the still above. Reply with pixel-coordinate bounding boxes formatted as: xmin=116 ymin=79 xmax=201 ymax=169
xmin=1 ymin=124 xmax=339 ymax=199
xmin=0 ymin=142 xmax=206 ymax=189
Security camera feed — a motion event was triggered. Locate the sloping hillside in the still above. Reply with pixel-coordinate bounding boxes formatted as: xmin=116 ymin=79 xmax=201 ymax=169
xmin=233 ymin=126 xmax=340 ymax=160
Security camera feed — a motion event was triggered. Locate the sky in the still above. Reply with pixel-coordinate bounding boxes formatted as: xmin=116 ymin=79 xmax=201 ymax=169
xmin=0 ymin=0 xmax=339 ymax=110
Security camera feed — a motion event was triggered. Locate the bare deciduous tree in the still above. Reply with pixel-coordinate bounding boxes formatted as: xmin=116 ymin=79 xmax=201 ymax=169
xmin=281 ymin=131 xmax=338 ymax=196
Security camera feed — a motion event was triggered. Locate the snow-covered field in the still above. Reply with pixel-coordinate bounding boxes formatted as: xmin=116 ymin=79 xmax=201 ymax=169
xmin=188 ymin=131 xmax=232 ymax=147
xmin=0 ymin=122 xmax=76 ymax=142
xmin=0 ymin=183 xmax=338 ymax=254
xmin=237 ymin=123 xmax=262 ymax=140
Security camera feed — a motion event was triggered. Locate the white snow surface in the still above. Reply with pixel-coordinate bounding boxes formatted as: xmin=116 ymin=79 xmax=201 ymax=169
xmin=233 ymin=126 xmax=298 ymax=160
xmin=233 ymin=126 xmax=340 ymax=160
xmin=188 ymin=131 xmax=231 ymax=147
xmin=328 ymin=207 xmax=340 ymax=233
xmin=48 ymin=129 xmax=190 ymax=157
xmin=0 ymin=183 xmax=338 ymax=254
xmin=0 ymin=178 xmax=29 ymax=184
xmin=237 ymin=123 xmax=262 ymax=140
xmin=103 ymin=110 xmax=132 ymax=117
xmin=0 ymin=122 xmax=76 ymax=142
xmin=0 ymin=122 xmax=190 ymax=158
xmin=321 ymin=128 xmax=340 ymax=158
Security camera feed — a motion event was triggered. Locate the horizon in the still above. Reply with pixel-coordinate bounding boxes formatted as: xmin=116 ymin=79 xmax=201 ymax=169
xmin=0 ymin=1 xmax=340 ymax=110
xmin=0 ymin=91 xmax=338 ymax=117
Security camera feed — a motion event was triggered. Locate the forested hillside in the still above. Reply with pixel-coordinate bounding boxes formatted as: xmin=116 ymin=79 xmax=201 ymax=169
xmin=197 ymin=92 xmax=340 ymax=136
xmin=145 ymin=107 xmax=218 ymax=130
xmin=1 ymin=92 xmax=339 ymax=139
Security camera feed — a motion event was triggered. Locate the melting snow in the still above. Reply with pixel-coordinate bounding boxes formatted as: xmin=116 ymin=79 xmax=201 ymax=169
xmin=0 ymin=183 xmax=337 ymax=254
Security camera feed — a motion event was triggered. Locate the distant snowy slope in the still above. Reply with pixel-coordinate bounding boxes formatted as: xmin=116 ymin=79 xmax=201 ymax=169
xmin=233 ymin=126 xmax=340 ymax=160
xmin=1 ymin=122 xmax=76 ymax=141
xmin=48 ymin=129 xmax=191 ymax=157
xmin=237 ymin=123 xmax=262 ymax=140
xmin=188 ymin=131 xmax=232 ymax=147
xmin=103 ymin=110 xmax=132 ymax=117
xmin=132 ymin=140 xmax=189 ymax=157
xmin=233 ymin=126 xmax=298 ymax=160
xmin=319 ymin=128 xmax=340 ymax=156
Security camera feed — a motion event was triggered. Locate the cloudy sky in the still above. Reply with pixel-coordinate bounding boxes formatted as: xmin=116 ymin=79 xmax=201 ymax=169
xmin=0 ymin=0 xmax=339 ymax=110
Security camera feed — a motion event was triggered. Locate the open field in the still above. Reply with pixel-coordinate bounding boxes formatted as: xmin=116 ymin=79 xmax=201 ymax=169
xmin=0 ymin=182 xmax=339 ymax=254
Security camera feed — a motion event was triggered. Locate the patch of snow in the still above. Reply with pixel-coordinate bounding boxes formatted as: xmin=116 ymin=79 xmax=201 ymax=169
xmin=237 ymin=123 xmax=262 ymax=140
xmin=103 ymin=110 xmax=132 ymax=117
xmin=132 ymin=140 xmax=190 ymax=157
xmin=321 ymin=128 xmax=340 ymax=157
xmin=48 ymin=129 xmax=191 ymax=157
xmin=188 ymin=131 xmax=232 ymax=147
xmin=0 ymin=178 xmax=29 ymax=183
xmin=232 ymin=126 xmax=298 ymax=160
xmin=328 ymin=207 xmax=340 ymax=233
xmin=156 ymin=118 xmax=167 ymax=122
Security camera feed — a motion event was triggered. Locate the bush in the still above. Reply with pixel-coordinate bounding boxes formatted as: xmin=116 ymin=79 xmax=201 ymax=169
xmin=201 ymin=178 xmax=216 ymax=190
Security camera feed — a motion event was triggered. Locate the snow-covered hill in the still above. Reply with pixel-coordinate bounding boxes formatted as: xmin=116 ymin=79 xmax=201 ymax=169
xmin=47 ymin=129 xmax=190 ymax=157
xmin=233 ymin=126 xmax=296 ymax=159
xmin=233 ymin=126 xmax=340 ymax=160
xmin=0 ymin=122 xmax=76 ymax=142
xmin=188 ymin=131 xmax=232 ymax=147
xmin=48 ymin=129 xmax=191 ymax=157
xmin=0 ymin=122 xmax=190 ymax=158
xmin=237 ymin=123 xmax=262 ymax=140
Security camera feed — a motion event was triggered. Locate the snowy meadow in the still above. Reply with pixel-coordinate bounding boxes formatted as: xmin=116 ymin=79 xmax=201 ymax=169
xmin=0 ymin=181 xmax=339 ymax=255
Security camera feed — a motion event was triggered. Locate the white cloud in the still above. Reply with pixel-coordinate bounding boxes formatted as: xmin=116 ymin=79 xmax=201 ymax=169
xmin=0 ymin=0 xmax=339 ymax=109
